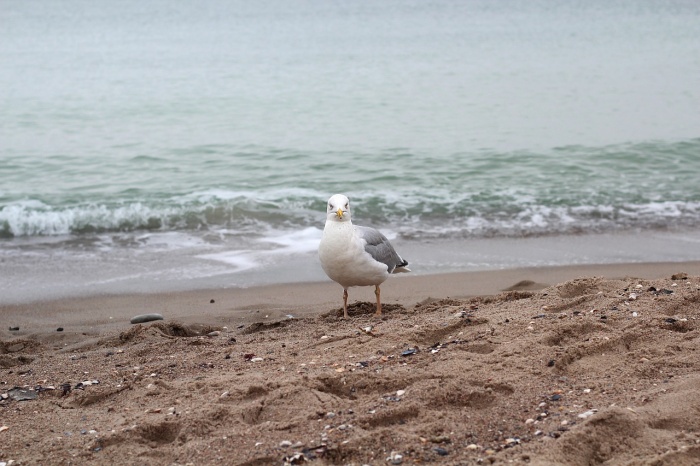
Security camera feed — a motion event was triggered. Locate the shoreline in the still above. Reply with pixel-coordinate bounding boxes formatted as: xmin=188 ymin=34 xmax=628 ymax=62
xmin=2 ymin=228 xmax=700 ymax=306
xmin=3 ymin=260 xmax=700 ymax=344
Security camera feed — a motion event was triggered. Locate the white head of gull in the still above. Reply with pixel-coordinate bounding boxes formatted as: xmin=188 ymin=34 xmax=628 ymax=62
xmin=318 ymin=194 xmax=410 ymax=319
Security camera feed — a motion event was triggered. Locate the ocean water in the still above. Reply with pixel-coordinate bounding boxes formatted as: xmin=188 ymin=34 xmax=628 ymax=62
xmin=1 ymin=0 xmax=700 ymax=303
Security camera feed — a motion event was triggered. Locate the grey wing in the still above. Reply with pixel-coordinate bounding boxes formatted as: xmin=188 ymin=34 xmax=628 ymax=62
xmin=355 ymin=226 xmax=409 ymax=273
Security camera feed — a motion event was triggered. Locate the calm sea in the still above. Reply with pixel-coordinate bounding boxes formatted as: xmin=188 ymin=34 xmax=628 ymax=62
xmin=2 ymin=0 xmax=699 ymax=303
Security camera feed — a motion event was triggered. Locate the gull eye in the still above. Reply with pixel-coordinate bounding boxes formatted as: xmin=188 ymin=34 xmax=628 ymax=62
xmin=345 ymin=203 xmax=349 ymax=209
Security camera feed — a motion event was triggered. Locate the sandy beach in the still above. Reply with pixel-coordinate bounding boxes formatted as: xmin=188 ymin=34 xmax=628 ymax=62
xmin=2 ymin=261 xmax=700 ymax=465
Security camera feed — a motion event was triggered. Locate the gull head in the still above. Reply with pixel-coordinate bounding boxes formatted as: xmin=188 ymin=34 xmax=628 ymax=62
xmin=326 ymin=194 xmax=351 ymax=222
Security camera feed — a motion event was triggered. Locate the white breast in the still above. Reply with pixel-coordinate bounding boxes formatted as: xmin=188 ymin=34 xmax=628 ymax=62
xmin=319 ymin=221 xmax=389 ymax=288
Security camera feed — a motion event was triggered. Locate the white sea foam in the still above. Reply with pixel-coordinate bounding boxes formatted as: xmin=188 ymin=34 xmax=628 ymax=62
xmin=197 ymin=227 xmax=322 ymax=275
xmin=0 ymin=201 xmax=169 ymax=237
xmin=175 ymin=187 xmax=325 ymax=205
xmin=258 ymin=227 xmax=322 ymax=254
xmin=0 ymin=201 xmax=71 ymax=236
xmin=3 ymin=196 xmax=700 ymax=240
xmin=195 ymin=250 xmax=261 ymax=273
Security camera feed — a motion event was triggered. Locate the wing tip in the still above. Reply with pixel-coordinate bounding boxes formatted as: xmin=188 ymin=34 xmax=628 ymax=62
xmin=393 ymin=259 xmax=411 ymax=273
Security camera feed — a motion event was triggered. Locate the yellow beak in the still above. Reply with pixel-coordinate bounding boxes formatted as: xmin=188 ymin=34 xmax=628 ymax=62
xmin=336 ymin=208 xmax=344 ymax=219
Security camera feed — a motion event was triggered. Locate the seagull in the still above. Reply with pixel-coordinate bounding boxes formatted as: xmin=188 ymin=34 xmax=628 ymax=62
xmin=319 ymin=194 xmax=410 ymax=318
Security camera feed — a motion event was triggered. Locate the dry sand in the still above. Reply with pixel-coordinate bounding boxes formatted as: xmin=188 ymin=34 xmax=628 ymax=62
xmin=2 ymin=262 xmax=700 ymax=465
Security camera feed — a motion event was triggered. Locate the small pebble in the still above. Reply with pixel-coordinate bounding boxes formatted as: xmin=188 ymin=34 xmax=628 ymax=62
xmin=130 ymin=313 xmax=164 ymax=324
xmin=396 ymin=390 xmax=406 ymax=397
xmin=466 ymin=443 xmax=479 ymax=451
xmin=8 ymin=388 xmax=37 ymax=401
xmin=388 ymin=451 xmax=403 ymax=464
xmin=279 ymin=440 xmax=293 ymax=448
xmin=56 ymin=327 xmax=64 ymax=332
xmin=433 ymin=447 xmax=449 ymax=456
xmin=8 ymin=327 xmax=19 ymax=331
xmin=578 ymin=409 xmax=597 ymax=419
xmin=207 ymin=331 xmax=221 ymax=337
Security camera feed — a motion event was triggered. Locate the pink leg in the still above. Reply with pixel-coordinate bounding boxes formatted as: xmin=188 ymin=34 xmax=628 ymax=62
xmin=374 ymin=285 xmax=382 ymax=316
xmin=343 ymin=288 xmax=349 ymax=319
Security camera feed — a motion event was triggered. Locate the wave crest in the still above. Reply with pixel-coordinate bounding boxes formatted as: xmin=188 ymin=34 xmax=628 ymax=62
xmin=2 ymin=195 xmax=699 ymax=240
